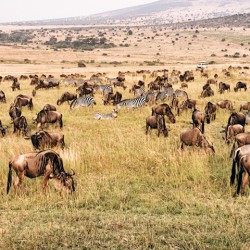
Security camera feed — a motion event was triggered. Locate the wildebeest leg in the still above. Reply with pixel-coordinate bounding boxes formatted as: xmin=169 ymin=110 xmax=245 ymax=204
xmin=13 ymin=176 xmax=20 ymax=192
xmin=241 ymin=172 xmax=249 ymax=196
xmin=42 ymin=173 xmax=51 ymax=194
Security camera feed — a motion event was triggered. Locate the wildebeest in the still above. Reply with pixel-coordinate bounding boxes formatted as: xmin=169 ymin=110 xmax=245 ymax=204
xmin=43 ymin=103 xmax=57 ymax=111
xmin=103 ymin=91 xmax=122 ymax=105
xmin=57 ymin=92 xmax=77 ymax=105
xmin=204 ymin=102 xmax=216 ymax=123
xmin=9 ymin=103 xmax=22 ymax=120
xmin=14 ymin=94 xmax=33 ymax=110
xmin=230 ymin=132 xmax=250 ymax=157
xmin=192 ymin=109 xmax=205 ymax=133
xmin=177 ymin=99 xmax=196 ymax=115
xmin=6 ymin=150 xmax=75 ymax=194
xmin=222 ymin=124 xmax=244 ymax=144
xmin=179 ymin=127 xmax=215 ymax=153
xmin=239 ymin=102 xmax=250 ymax=112
xmin=30 ymin=130 xmax=65 ymax=150
xmin=0 ymin=120 xmax=6 ymax=136
xmin=216 ymin=100 xmax=233 ymax=111
xmin=227 ymin=112 xmax=246 ymax=128
xmin=200 ymin=86 xmax=214 ymax=98
xmin=33 ymin=110 xmax=63 ymax=129
xmin=146 ymin=114 xmax=168 ymax=137
xmin=234 ymin=81 xmax=247 ymax=92
xmin=11 ymin=78 xmax=20 ymax=91
xmin=218 ymin=82 xmax=230 ymax=94
xmin=12 ymin=116 xmax=29 ymax=136
xmin=0 ymin=90 xmax=6 ymax=103
xmin=152 ymin=104 xmax=176 ymax=123
xmin=230 ymin=145 xmax=250 ymax=196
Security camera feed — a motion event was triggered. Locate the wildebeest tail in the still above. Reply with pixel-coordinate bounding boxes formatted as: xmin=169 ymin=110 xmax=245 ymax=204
xmin=29 ymin=98 xmax=33 ymax=110
xmin=230 ymin=158 xmax=237 ymax=186
xmin=7 ymin=162 xmax=12 ymax=194
xmin=201 ymin=121 xmax=205 ymax=134
xmin=60 ymin=115 xmax=63 ymax=128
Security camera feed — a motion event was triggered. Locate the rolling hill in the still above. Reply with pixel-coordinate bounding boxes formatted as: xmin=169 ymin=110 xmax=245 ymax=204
xmin=5 ymin=0 xmax=250 ymax=26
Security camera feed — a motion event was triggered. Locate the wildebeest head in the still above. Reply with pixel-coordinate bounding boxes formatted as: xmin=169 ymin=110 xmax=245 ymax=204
xmin=53 ymin=170 xmax=75 ymax=193
xmin=199 ymin=135 xmax=215 ymax=154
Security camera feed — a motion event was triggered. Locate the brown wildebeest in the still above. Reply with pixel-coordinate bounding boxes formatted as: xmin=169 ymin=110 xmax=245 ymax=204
xmin=152 ymin=104 xmax=176 ymax=123
xmin=222 ymin=124 xmax=244 ymax=144
xmin=200 ymin=87 xmax=214 ymax=98
xmin=43 ymin=103 xmax=57 ymax=111
xmin=240 ymin=102 xmax=250 ymax=112
xmin=57 ymin=92 xmax=77 ymax=105
xmin=230 ymin=145 xmax=250 ymax=196
xmin=12 ymin=116 xmax=29 ymax=136
xmin=14 ymin=94 xmax=33 ymax=110
xmin=227 ymin=112 xmax=246 ymax=128
xmin=216 ymin=100 xmax=233 ymax=111
xmin=218 ymin=82 xmax=230 ymax=94
xmin=9 ymin=103 xmax=22 ymax=120
xmin=0 ymin=120 xmax=6 ymax=136
xmin=179 ymin=127 xmax=215 ymax=153
xmin=11 ymin=78 xmax=20 ymax=91
xmin=230 ymin=132 xmax=250 ymax=157
xmin=204 ymin=102 xmax=216 ymax=123
xmin=177 ymin=99 xmax=196 ymax=115
xmin=146 ymin=114 xmax=168 ymax=137
xmin=7 ymin=150 xmax=75 ymax=194
xmin=33 ymin=110 xmax=63 ymax=129
xmin=29 ymin=130 xmax=65 ymax=150
xmin=234 ymin=81 xmax=247 ymax=92
xmin=103 ymin=91 xmax=122 ymax=105
xmin=192 ymin=109 xmax=205 ymax=134
xmin=207 ymin=79 xmax=217 ymax=85
xmin=0 ymin=90 xmax=6 ymax=103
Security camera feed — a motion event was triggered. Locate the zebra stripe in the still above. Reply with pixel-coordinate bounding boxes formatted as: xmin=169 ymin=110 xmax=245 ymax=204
xmin=117 ymin=96 xmax=147 ymax=109
xmin=70 ymin=96 xmax=96 ymax=110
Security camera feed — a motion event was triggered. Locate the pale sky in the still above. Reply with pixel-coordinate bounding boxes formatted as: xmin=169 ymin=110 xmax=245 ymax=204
xmin=1 ymin=0 xmax=156 ymax=22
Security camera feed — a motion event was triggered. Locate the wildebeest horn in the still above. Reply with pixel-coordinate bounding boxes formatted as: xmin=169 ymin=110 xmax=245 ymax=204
xmin=220 ymin=130 xmax=225 ymax=133
xmin=69 ymin=169 xmax=75 ymax=176
xmin=24 ymin=136 xmax=31 ymax=140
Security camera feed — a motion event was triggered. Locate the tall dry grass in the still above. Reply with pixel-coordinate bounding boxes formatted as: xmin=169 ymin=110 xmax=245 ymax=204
xmin=0 ymin=58 xmax=250 ymax=248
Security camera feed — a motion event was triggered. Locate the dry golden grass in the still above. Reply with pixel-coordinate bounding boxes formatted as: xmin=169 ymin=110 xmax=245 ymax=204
xmin=0 ymin=25 xmax=249 ymax=249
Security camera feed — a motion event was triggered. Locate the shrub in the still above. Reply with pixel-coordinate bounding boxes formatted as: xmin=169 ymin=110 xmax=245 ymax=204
xmin=78 ymin=61 xmax=86 ymax=67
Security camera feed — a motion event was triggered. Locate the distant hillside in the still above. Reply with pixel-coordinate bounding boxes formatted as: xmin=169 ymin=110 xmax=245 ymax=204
xmin=172 ymin=13 xmax=250 ymax=28
xmin=4 ymin=0 xmax=250 ymax=26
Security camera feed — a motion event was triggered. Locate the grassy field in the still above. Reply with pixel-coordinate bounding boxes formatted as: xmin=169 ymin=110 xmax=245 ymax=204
xmin=0 ymin=26 xmax=250 ymax=249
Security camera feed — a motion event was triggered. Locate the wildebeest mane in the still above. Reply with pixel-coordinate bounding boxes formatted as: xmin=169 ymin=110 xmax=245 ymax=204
xmin=36 ymin=151 xmax=64 ymax=176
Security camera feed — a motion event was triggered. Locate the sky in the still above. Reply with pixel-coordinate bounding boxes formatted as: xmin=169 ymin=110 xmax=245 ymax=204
xmin=0 ymin=0 xmax=156 ymax=22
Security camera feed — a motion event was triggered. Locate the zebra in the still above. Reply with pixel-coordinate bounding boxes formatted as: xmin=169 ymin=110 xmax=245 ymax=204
xmin=155 ymin=87 xmax=174 ymax=103
xmin=134 ymin=88 xmax=146 ymax=97
xmin=93 ymin=109 xmax=118 ymax=120
xmin=70 ymin=96 xmax=96 ymax=110
xmin=93 ymin=84 xmax=113 ymax=94
xmin=117 ymin=96 xmax=147 ymax=110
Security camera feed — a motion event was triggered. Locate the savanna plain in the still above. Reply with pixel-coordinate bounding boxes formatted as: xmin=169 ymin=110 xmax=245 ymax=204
xmin=0 ymin=24 xmax=250 ymax=249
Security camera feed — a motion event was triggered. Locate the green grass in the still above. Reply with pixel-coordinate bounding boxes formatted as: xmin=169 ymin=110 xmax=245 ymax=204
xmin=0 ymin=69 xmax=250 ymax=249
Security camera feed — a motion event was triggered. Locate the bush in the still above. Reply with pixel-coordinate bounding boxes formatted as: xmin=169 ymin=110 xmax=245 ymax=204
xmin=78 ymin=61 xmax=86 ymax=67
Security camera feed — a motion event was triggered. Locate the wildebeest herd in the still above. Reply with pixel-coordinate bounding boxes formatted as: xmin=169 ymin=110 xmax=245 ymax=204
xmin=0 ymin=66 xmax=249 ymax=197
